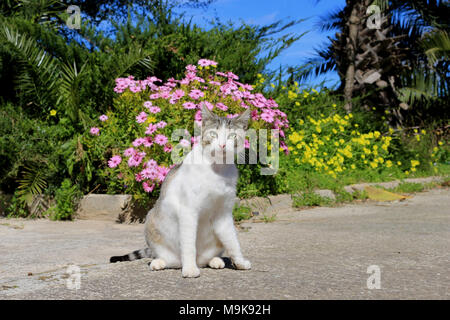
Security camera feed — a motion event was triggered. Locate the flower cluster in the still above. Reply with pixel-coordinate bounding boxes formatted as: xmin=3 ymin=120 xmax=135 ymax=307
xmin=288 ymin=112 xmax=416 ymax=178
xmin=91 ymin=59 xmax=289 ymax=195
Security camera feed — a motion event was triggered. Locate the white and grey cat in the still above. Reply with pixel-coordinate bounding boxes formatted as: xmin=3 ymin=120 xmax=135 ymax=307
xmin=110 ymin=105 xmax=251 ymax=278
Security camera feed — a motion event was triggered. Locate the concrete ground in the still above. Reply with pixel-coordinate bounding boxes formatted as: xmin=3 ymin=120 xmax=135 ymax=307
xmin=0 ymin=188 xmax=449 ymax=299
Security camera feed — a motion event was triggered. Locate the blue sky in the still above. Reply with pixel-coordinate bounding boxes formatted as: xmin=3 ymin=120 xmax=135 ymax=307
xmin=177 ymin=0 xmax=346 ymax=87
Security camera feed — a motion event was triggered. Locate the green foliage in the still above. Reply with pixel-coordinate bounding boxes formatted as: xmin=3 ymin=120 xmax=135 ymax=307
xmin=292 ymin=191 xmax=333 ymax=208
xmin=232 ymin=204 xmax=252 ymax=222
xmin=46 ymin=179 xmax=81 ymax=220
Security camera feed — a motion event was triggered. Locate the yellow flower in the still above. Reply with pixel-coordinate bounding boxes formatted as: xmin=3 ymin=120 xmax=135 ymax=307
xmin=351 ymin=164 xmax=356 ymax=170
xmin=397 ymin=161 xmax=402 ymax=165
xmin=295 ymin=102 xmax=300 ymax=106
xmin=50 ymin=109 xmax=57 ymax=116
xmin=332 ymin=104 xmax=337 ymax=108
xmin=386 ymin=160 xmax=392 ymax=168
xmin=146 ymin=116 xmax=156 ymax=123
xmin=438 ymin=141 xmax=443 ymax=146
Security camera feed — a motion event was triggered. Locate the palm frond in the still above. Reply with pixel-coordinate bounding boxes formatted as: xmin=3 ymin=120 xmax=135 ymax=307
xmin=0 ymin=22 xmax=60 ymax=108
xmin=422 ymin=29 xmax=450 ymax=65
xmin=16 ymin=165 xmax=47 ymax=204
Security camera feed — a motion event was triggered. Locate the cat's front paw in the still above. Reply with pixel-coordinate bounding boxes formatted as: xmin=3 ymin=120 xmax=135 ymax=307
xmin=182 ymin=266 xmax=201 ymax=278
xmin=233 ymin=258 xmax=251 ymax=270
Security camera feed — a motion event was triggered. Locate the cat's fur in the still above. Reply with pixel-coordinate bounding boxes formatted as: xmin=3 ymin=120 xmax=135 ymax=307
xmin=110 ymin=106 xmax=251 ymax=278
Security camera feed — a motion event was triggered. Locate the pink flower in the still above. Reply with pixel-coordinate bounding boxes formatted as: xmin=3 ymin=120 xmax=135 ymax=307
xmin=90 ymin=127 xmax=100 ymax=135
xmin=145 ymin=123 xmax=157 ymax=135
xmin=150 ymin=93 xmax=160 ymax=99
xmin=132 ymin=137 xmax=146 ymax=147
xmin=194 ymin=110 xmax=202 ymax=122
xmin=99 ymin=114 xmax=108 ymax=122
xmin=156 ymin=121 xmax=167 ymax=129
xmin=186 ymin=64 xmax=197 ymax=73
xmin=260 ymin=112 xmax=274 ymax=123
xmin=154 ymin=134 xmax=168 ymax=145
xmin=149 ymin=106 xmax=161 ymax=114
xmin=183 ymin=102 xmax=197 ymax=110
xmin=108 ymin=155 xmax=122 ymax=168
xmin=143 ymin=182 xmax=155 ymax=193
xmin=198 ymin=59 xmax=218 ymax=67
xmin=244 ymin=139 xmax=250 ymax=149
xmin=147 ymin=159 xmax=157 ymax=167
xmin=180 ymin=139 xmax=190 ymax=147
xmin=143 ymin=137 xmax=153 ymax=147
xmin=136 ymin=112 xmax=147 ymax=123
xmin=216 ymin=103 xmax=228 ymax=111
xmin=164 ymin=144 xmax=173 ymax=153
xmin=141 ymin=168 xmax=157 ymax=180
xmin=143 ymin=101 xmax=152 ymax=109
xmin=189 ymin=89 xmax=204 ymax=100
xmin=172 ymin=89 xmax=185 ymax=100
xmin=123 ymin=147 xmax=135 ymax=157
xmin=201 ymin=101 xmax=214 ymax=111
xmin=128 ymin=152 xmax=145 ymax=167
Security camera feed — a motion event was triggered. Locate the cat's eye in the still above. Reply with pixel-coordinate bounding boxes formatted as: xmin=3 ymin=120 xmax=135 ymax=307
xmin=227 ymin=133 xmax=237 ymax=140
xmin=208 ymin=131 xmax=218 ymax=139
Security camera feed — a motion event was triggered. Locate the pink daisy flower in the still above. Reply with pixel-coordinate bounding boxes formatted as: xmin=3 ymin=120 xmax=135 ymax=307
xmin=260 ymin=112 xmax=274 ymax=123
xmin=149 ymin=106 xmax=161 ymax=114
xmin=183 ymin=102 xmax=197 ymax=110
xmin=143 ymin=182 xmax=155 ymax=193
xmin=123 ymin=147 xmax=135 ymax=157
xmin=99 ymin=115 xmax=108 ymax=122
xmin=164 ymin=144 xmax=173 ymax=153
xmin=216 ymin=103 xmax=228 ymax=111
xmin=90 ymin=127 xmax=100 ymax=135
xmin=145 ymin=123 xmax=157 ymax=135
xmin=154 ymin=134 xmax=168 ymax=145
xmin=136 ymin=112 xmax=147 ymax=123
xmin=108 ymin=155 xmax=122 ymax=168
xmin=143 ymin=101 xmax=152 ymax=108
xmin=189 ymin=89 xmax=204 ymax=100
xmin=156 ymin=121 xmax=167 ymax=129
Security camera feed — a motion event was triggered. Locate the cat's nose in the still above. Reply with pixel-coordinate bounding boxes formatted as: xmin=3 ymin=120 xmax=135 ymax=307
xmin=219 ymin=144 xmax=226 ymax=149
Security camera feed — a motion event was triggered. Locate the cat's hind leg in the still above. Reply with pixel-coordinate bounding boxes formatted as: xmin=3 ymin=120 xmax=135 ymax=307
xmin=149 ymin=258 xmax=166 ymax=271
xmin=208 ymin=257 xmax=225 ymax=269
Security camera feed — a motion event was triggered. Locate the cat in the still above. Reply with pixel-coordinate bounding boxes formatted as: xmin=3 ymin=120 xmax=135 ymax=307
xmin=110 ymin=105 xmax=251 ymax=278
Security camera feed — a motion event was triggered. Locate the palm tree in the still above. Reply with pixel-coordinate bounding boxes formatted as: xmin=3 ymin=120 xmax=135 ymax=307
xmin=306 ymin=0 xmax=449 ymax=127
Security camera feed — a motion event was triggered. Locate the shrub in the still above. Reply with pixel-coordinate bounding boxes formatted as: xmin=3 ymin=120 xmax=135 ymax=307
xmin=46 ymin=179 xmax=81 ymax=221
xmin=88 ymin=59 xmax=289 ymax=204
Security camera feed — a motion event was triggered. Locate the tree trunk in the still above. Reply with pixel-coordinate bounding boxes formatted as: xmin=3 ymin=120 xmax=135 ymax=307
xmin=343 ymin=2 xmax=360 ymax=113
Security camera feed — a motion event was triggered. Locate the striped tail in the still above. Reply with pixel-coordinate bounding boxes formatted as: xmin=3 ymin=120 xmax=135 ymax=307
xmin=110 ymin=248 xmax=152 ymax=263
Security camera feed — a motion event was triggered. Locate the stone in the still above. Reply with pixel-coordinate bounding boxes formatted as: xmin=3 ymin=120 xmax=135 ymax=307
xmin=77 ymin=194 xmax=133 ymax=222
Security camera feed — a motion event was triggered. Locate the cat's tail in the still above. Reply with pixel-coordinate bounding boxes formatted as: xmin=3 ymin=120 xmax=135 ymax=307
xmin=109 ymin=248 xmax=152 ymax=263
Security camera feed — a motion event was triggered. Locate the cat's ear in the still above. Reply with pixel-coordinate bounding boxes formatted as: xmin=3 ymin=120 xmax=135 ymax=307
xmin=201 ymin=103 xmax=217 ymax=126
xmin=232 ymin=108 xmax=251 ymax=130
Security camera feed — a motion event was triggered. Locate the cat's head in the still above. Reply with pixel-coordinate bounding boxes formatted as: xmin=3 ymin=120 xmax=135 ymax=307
xmin=201 ymin=105 xmax=250 ymax=163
